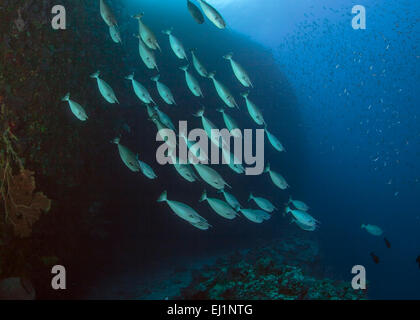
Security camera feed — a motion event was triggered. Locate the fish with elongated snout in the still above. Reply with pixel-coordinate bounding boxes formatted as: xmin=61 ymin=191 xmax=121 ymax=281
xmin=288 ymin=197 xmax=309 ymax=212
xmin=90 ymin=71 xmax=119 ymax=104
xmin=218 ymin=189 xmax=241 ymax=211
xmin=189 ymin=219 xmax=211 ymax=230
xmin=179 ymin=131 xmax=209 ymax=163
xmin=150 ymin=113 xmax=177 ymax=150
xmin=241 ymin=91 xmax=265 ymax=125
xmin=154 ymin=106 xmax=176 ymax=131
xmin=190 ymin=48 xmax=208 ymax=77
xmin=61 ymin=93 xmax=88 ymax=121
xmin=132 ymin=13 xmax=161 ymax=51
xmin=286 ymin=207 xmax=319 ymax=231
xmin=240 ymin=208 xmax=271 ymax=223
xmin=111 ymin=137 xmax=140 ymax=172
xmin=125 ymin=73 xmax=155 ymax=104
xmin=265 ymin=126 xmax=285 ymax=152
xmin=109 ymin=25 xmax=122 ymax=44
xmin=197 ymin=0 xmax=226 ymax=29
xmin=134 ymin=34 xmax=159 ymax=71
xmin=264 ymin=163 xmax=289 ymax=190
xmin=169 ymin=149 xmax=199 ymax=183
xmin=187 ymin=0 xmax=205 ymax=25
xmin=222 ymin=148 xmax=244 ymax=174
xmin=158 ymin=191 xmax=205 ymax=225
xmin=162 ymin=29 xmax=188 ymax=60
xmin=193 ymin=163 xmax=230 ymax=190
xmin=208 ymin=71 xmax=238 ymax=109
xmin=136 ymin=154 xmax=157 ymax=179
xmin=100 ymin=0 xmax=117 ymax=27
xmin=200 ymin=190 xmax=238 ymax=220
xmin=194 ymin=106 xmax=226 ymax=149
xmin=151 ymin=75 xmax=176 ymax=105
xmin=174 ymin=161 xmax=199 ymax=182
xmin=223 ymin=52 xmax=253 ymax=88
xmin=248 ymin=193 xmax=277 ymax=212
xmin=216 ymin=108 xmax=241 ymax=138
xmin=180 ymin=65 xmax=203 ymax=97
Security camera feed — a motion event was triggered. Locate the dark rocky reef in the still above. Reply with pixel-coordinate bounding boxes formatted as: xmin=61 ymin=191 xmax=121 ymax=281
xmin=177 ymin=237 xmax=365 ymax=300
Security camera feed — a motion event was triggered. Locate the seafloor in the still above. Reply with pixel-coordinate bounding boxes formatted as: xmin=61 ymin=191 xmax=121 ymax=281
xmin=84 ymin=233 xmax=365 ymax=300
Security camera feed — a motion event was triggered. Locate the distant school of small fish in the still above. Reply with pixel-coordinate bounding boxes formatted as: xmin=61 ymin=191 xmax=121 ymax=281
xmin=61 ymin=0 xmax=319 ymax=232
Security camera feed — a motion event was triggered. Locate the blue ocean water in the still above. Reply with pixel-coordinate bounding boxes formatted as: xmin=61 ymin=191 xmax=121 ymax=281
xmin=73 ymin=0 xmax=419 ymax=299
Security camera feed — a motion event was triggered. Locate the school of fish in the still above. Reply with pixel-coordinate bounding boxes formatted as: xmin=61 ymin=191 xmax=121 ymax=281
xmin=61 ymin=0 xmax=319 ymax=232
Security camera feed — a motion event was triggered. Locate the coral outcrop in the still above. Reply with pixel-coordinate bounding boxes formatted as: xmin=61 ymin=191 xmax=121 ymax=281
xmin=177 ymin=237 xmax=365 ymax=300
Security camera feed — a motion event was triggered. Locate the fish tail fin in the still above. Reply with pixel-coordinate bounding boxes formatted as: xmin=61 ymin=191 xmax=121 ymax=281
xmin=162 ymin=28 xmax=172 ymax=35
xmin=151 ymin=74 xmax=160 ymax=82
xmin=199 ymin=190 xmax=207 ymax=202
xmin=90 ymin=70 xmax=100 ymax=79
xmin=223 ymin=52 xmax=233 ymax=60
xmin=216 ymin=107 xmax=224 ymax=113
xmin=133 ymin=33 xmax=140 ymax=39
xmin=248 ymin=193 xmax=253 ymax=202
xmin=207 ymin=71 xmax=216 ymax=79
xmin=225 ymin=182 xmax=232 ymax=189
xmin=361 ymin=224 xmax=366 ymax=229
xmin=157 ymin=190 xmax=167 ymax=202
xmin=264 ymin=162 xmax=270 ymax=173
xmin=179 ymin=64 xmax=189 ymax=72
xmin=61 ymin=93 xmax=70 ymax=101
xmin=132 ymin=12 xmax=144 ymax=20
xmin=190 ymin=48 xmax=196 ymax=53
xmin=125 ymin=73 xmax=134 ymax=80
xmin=112 ymin=137 xmax=120 ymax=145
xmin=240 ymin=91 xmax=249 ymax=98
xmin=193 ymin=106 xmax=204 ymax=117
